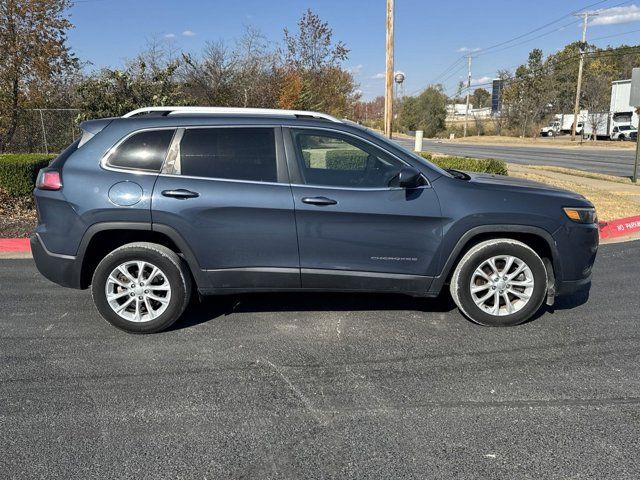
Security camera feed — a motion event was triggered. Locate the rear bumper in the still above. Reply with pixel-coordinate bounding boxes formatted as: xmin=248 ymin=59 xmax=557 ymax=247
xmin=30 ymin=234 xmax=83 ymax=289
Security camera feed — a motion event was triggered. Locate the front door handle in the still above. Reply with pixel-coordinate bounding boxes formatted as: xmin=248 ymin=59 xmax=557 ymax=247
xmin=301 ymin=196 xmax=338 ymax=206
xmin=161 ymin=189 xmax=200 ymax=199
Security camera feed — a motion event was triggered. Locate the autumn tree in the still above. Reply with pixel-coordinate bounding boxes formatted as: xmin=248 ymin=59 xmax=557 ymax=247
xmin=278 ymin=9 xmax=359 ymax=116
xmin=0 ymin=0 xmax=77 ymax=151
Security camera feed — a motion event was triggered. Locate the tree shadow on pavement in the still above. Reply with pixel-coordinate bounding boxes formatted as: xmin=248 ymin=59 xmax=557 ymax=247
xmin=169 ymin=291 xmax=457 ymax=331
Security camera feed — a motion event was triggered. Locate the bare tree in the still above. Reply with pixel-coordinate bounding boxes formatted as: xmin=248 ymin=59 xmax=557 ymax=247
xmin=182 ymin=41 xmax=237 ymax=106
xmin=582 ymin=68 xmax=612 ymax=140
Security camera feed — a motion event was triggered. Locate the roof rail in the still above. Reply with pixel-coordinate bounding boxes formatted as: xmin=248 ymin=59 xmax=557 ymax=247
xmin=121 ymin=106 xmax=342 ymax=123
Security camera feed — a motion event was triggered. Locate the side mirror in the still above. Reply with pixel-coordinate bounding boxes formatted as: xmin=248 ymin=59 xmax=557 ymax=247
xmin=397 ymin=167 xmax=423 ymax=188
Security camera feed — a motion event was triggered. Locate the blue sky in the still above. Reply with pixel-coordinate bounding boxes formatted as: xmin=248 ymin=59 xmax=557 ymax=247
xmin=68 ymin=0 xmax=640 ymax=99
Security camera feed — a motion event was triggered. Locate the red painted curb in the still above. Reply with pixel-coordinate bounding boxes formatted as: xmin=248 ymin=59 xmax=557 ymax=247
xmin=0 ymin=238 xmax=31 ymax=253
xmin=599 ymin=215 xmax=640 ymax=240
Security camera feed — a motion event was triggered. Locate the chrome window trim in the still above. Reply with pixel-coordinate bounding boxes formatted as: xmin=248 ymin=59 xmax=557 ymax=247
xmin=100 ymin=127 xmax=178 ymax=175
xmin=289 ymin=183 xmax=430 ymax=192
xmin=288 ymin=126 xmax=432 ymax=190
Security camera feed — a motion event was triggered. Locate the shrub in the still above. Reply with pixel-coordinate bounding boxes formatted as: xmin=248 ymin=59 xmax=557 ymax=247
xmin=0 ymin=154 xmax=55 ymax=196
xmin=325 ymin=148 xmax=368 ymax=170
xmin=420 ymin=153 xmax=508 ymax=176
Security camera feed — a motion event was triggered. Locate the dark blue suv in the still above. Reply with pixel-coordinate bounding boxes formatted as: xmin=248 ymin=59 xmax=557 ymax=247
xmin=31 ymin=107 xmax=599 ymax=333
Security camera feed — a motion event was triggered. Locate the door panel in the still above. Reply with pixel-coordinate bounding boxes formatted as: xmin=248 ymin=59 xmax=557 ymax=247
xmin=287 ymin=128 xmax=443 ymax=292
xmin=151 ymin=126 xmax=300 ymax=289
xmin=292 ymin=185 xmax=442 ymax=278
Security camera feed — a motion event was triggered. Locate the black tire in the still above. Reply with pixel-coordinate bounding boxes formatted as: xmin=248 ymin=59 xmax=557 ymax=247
xmin=449 ymin=239 xmax=548 ymax=327
xmin=91 ymin=242 xmax=192 ymax=333
xmin=619 ymin=134 xmax=626 ymax=141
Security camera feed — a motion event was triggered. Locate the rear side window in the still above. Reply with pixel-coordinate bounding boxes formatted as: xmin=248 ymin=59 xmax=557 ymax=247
xmin=179 ymin=128 xmax=277 ymax=182
xmin=107 ymin=129 xmax=174 ymax=172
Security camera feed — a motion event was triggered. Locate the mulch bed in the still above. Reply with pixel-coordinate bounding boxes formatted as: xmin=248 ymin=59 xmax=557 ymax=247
xmin=0 ymin=189 xmax=37 ymax=238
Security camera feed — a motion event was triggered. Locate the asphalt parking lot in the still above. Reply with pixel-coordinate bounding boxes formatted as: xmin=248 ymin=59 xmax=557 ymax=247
xmin=2 ymin=240 xmax=640 ymax=479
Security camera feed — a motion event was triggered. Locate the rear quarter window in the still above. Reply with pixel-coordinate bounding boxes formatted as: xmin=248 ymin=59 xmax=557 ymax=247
xmin=106 ymin=129 xmax=175 ymax=172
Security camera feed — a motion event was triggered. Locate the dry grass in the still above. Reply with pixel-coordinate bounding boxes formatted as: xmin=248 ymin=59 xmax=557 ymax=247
xmin=451 ymin=135 xmax=636 ymax=149
xmin=522 ymin=165 xmax=639 ymax=185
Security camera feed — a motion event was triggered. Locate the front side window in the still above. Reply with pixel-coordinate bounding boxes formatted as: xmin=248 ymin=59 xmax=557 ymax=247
xmin=179 ymin=128 xmax=277 ymax=183
xmin=293 ymin=130 xmax=405 ymax=188
xmin=107 ymin=129 xmax=174 ymax=172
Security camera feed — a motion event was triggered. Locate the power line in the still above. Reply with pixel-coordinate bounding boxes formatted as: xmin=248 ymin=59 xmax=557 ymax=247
xmin=474 ymin=18 xmax=582 ymax=58
xmin=590 ymin=27 xmax=640 ymax=42
xmin=421 ymin=0 xmax=631 ymax=96
xmin=459 ymin=46 xmax=640 ymax=91
xmin=474 ymin=0 xmax=614 ymax=56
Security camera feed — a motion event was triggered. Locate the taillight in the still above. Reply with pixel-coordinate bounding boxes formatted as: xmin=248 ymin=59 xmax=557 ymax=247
xmin=36 ymin=170 xmax=62 ymax=191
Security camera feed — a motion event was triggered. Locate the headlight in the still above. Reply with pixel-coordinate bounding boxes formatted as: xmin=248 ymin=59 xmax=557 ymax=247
xmin=563 ymin=207 xmax=597 ymax=224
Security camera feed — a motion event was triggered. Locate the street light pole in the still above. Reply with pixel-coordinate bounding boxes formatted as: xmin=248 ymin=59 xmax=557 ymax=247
xmin=384 ymin=0 xmax=394 ymax=138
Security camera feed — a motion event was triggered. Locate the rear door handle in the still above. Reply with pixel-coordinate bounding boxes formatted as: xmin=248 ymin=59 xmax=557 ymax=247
xmin=301 ymin=196 xmax=338 ymax=206
xmin=161 ymin=189 xmax=200 ymax=199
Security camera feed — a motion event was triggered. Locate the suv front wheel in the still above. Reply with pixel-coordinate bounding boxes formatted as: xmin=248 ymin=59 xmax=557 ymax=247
xmin=91 ymin=242 xmax=192 ymax=333
xmin=450 ymin=239 xmax=548 ymax=327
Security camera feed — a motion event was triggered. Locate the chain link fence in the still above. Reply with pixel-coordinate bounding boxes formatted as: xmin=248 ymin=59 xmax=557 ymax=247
xmin=6 ymin=109 xmax=81 ymax=154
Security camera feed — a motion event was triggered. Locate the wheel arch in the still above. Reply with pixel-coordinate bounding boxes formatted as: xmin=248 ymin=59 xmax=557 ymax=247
xmin=77 ymin=222 xmax=208 ymax=290
xmin=429 ymin=225 xmax=560 ymax=296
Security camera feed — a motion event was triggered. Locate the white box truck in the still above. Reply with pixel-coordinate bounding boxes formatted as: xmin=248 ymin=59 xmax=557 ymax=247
xmin=540 ymin=112 xmax=586 ymax=137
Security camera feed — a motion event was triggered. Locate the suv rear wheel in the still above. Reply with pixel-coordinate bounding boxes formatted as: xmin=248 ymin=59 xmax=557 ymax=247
xmin=450 ymin=239 xmax=548 ymax=327
xmin=91 ymin=242 xmax=192 ymax=333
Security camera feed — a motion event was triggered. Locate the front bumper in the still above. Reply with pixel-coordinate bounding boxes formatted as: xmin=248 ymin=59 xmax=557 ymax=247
xmin=552 ymin=222 xmax=599 ymax=296
xmin=31 ymin=234 xmax=83 ymax=289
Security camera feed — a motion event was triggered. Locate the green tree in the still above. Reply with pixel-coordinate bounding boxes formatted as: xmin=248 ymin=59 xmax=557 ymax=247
xmin=398 ymin=85 xmax=447 ymax=137
xmin=471 ymin=88 xmax=491 ymax=109
xmin=0 ymin=0 xmax=77 ymax=151
xmin=77 ymin=60 xmax=188 ymax=120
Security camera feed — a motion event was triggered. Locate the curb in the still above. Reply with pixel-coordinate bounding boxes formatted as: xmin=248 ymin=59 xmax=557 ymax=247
xmin=599 ymin=215 xmax=640 ymax=240
xmin=2 ymin=216 xmax=640 ymax=256
xmin=0 ymin=238 xmax=30 ymax=253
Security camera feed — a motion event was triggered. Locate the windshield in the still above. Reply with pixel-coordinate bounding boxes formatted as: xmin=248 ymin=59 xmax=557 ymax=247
xmin=348 ymin=123 xmax=452 ymax=178
xmin=619 ymin=125 xmax=632 ymax=131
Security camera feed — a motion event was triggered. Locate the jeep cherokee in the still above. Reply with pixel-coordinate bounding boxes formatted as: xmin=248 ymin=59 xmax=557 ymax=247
xmin=31 ymin=107 xmax=599 ymax=333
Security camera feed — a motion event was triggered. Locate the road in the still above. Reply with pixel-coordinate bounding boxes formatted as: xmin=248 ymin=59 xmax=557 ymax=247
xmin=394 ymin=137 xmax=638 ymax=177
xmin=2 ymin=241 xmax=640 ymax=479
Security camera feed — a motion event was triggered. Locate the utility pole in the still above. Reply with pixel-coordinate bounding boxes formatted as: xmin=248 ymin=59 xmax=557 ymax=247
xmin=571 ymin=11 xmax=598 ymax=141
xmin=384 ymin=0 xmax=394 ymax=138
xmin=464 ymin=55 xmax=472 ymax=138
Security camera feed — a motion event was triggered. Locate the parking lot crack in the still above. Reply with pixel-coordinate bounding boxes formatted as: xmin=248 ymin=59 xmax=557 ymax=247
xmin=258 ymin=356 xmax=329 ymax=425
